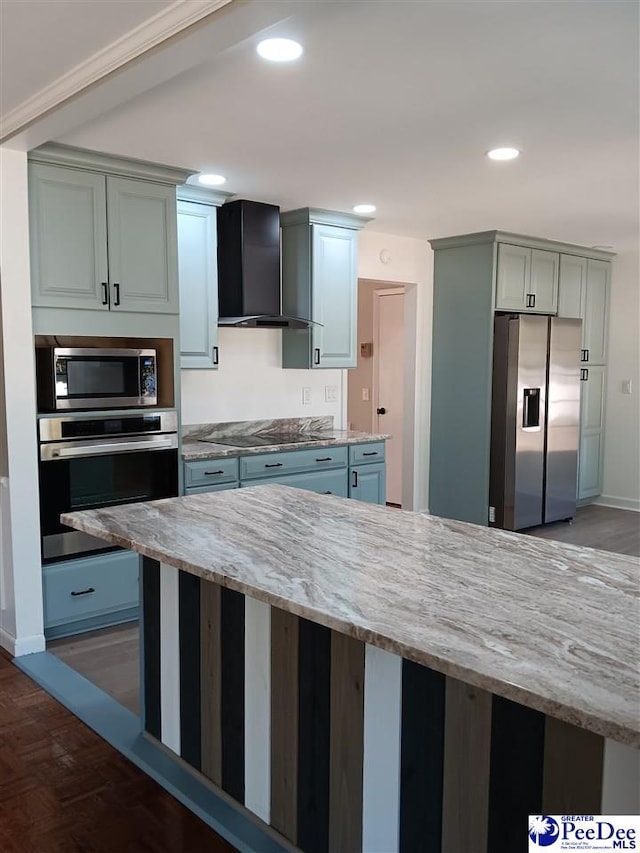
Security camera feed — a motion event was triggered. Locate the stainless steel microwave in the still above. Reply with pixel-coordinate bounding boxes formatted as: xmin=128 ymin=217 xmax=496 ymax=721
xmin=35 ymin=347 xmax=158 ymax=412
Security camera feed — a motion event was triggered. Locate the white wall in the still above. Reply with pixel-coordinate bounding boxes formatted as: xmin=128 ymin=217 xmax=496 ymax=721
xmin=0 ymin=147 xmax=45 ymax=656
xmin=181 ymin=327 xmax=344 ymax=426
xmin=357 ymin=231 xmax=433 ymax=512
xmin=600 ymin=248 xmax=640 ymax=511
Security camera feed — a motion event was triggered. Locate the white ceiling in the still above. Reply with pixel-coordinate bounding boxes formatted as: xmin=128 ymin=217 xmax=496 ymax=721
xmin=0 ymin=0 xmax=173 ymax=115
xmin=6 ymin=0 xmax=640 ymax=250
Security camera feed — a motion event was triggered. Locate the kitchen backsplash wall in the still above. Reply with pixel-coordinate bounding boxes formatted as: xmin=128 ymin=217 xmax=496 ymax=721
xmin=180 ymin=327 xmax=344 ymax=426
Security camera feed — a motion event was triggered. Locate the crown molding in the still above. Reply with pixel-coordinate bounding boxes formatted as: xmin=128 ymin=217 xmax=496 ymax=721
xmin=281 ymin=207 xmax=373 ymax=230
xmin=429 ymin=230 xmax=616 ymax=259
xmin=176 ymin=184 xmax=234 ymax=206
xmin=29 ymin=142 xmax=196 ymax=185
xmin=0 ymin=0 xmax=232 ymax=142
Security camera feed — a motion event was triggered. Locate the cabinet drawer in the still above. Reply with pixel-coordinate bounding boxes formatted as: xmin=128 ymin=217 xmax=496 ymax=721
xmin=185 ymin=482 xmax=239 ymax=495
xmin=349 ymin=442 xmax=386 ymax=465
xmin=184 ymin=457 xmax=239 ymax=488
xmin=241 ymin=468 xmax=348 ymax=497
xmin=240 ymin=445 xmax=348 ymax=480
xmin=43 ymin=550 xmax=139 ymax=628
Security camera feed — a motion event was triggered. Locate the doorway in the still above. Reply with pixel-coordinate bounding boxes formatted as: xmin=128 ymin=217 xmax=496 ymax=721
xmin=347 ymin=279 xmax=413 ymax=508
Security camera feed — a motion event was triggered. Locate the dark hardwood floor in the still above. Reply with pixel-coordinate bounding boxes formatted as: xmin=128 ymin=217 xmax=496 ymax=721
xmin=0 ymin=651 xmax=236 ymax=853
xmin=527 ymin=504 xmax=640 ymax=557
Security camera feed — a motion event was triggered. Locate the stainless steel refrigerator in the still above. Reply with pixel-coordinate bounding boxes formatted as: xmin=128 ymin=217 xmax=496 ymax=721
xmin=489 ymin=314 xmax=582 ymax=531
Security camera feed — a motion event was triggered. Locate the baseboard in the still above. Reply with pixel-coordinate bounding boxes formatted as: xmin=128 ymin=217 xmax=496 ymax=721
xmin=594 ymin=495 xmax=640 ymax=512
xmin=1 ymin=628 xmax=47 ymax=656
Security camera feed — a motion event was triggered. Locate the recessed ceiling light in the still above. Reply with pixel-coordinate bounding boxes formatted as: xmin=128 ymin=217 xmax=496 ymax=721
xmin=487 ymin=147 xmax=520 ymax=161
xmin=197 ymin=174 xmax=226 ymax=186
xmin=257 ymin=38 xmax=303 ymax=62
xmin=353 ymin=204 xmax=376 ymax=214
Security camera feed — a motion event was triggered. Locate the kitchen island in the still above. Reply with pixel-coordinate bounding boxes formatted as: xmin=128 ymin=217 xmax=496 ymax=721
xmin=62 ymin=486 xmax=640 ymax=853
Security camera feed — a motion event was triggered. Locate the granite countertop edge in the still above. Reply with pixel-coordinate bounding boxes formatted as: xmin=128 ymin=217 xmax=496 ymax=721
xmin=181 ymin=429 xmax=391 ymax=461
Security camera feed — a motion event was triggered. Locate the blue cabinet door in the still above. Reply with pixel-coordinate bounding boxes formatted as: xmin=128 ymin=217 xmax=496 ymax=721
xmin=310 ymin=224 xmax=358 ymax=368
xmin=349 ymin=463 xmax=386 ymax=504
xmin=177 ymin=199 xmax=219 ymax=368
xmin=240 ymin=468 xmax=348 ymax=497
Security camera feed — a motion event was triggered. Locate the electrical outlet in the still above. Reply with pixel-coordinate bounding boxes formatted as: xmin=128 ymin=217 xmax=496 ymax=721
xmin=362 ymin=387 xmax=370 ymax=402
xmin=302 ymin=386 xmax=312 ymax=405
xmin=622 ymin=379 xmax=633 ymax=395
xmin=324 ymin=385 xmax=338 ymax=403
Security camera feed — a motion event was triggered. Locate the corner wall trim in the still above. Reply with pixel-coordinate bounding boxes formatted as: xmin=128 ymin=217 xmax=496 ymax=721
xmin=0 ymin=0 xmax=232 ymax=142
xmin=594 ymin=495 xmax=640 ymax=513
xmin=0 ymin=627 xmax=46 ymax=656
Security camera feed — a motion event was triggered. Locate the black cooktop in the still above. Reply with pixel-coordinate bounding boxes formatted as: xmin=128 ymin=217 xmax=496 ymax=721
xmin=200 ymin=433 xmax=335 ymax=448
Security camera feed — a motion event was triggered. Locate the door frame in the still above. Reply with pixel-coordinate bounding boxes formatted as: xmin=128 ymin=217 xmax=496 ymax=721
xmin=373 ymin=287 xmax=406 ymax=505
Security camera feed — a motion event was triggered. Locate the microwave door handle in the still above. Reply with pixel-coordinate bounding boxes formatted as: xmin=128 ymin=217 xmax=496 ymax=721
xmin=47 ymin=438 xmax=174 ymax=459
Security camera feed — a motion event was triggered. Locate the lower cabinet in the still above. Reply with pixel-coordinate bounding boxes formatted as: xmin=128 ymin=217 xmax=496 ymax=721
xmin=349 ymin=462 xmax=386 ymax=505
xmin=183 ymin=442 xmax=387 ymax=505
xmin=240 ymin=468 xmax=348 ymax=497
xmin=43 ymin=549 xmax=139 ymax=639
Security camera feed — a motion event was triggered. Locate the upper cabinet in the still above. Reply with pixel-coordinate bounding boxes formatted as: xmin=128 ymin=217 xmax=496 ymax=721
xmin=495 ymin=244 xmax=559 ymax=313
xmin=281 ymin=208 xmax=370 ymax=369
xmin=557 ymin=254 xmax=609 ymax=365
xmin=28 ymin=144 xmax=193 ymax=316
xmin=176 ymin=186 xmax=231 ymax=369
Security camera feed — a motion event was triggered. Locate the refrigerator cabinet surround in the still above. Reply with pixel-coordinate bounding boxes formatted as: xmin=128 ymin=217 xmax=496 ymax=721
xmin=490 ymin=314 xmax=581 ymax=531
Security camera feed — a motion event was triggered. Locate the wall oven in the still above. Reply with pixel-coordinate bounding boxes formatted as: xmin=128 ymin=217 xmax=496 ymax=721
xmin=38 ymin=411 xmax=178 ymax=563
xmin=36 ymin=347 xmax=158 ymax=411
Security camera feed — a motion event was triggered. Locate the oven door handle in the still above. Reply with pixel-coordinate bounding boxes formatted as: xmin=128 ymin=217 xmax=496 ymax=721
xmin=44 ymin=438 xmax=175 ymax=459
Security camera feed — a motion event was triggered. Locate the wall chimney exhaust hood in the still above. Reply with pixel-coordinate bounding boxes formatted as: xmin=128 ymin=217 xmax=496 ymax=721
xmin=217 ymin=199 xmax=312 ymax=328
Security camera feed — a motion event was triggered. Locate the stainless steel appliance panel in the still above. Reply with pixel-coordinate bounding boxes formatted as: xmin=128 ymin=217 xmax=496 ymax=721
xmin=513 ymin=315 xmax=549 ymax=530
xmin=545 ymin=317 xmax=581 ymax=523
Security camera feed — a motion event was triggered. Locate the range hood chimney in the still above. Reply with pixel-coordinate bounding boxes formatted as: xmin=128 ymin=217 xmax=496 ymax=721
xmin=217 ymin=199 xmax=311 ymax=328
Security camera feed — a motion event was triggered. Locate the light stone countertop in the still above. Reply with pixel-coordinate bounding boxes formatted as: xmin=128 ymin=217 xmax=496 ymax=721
xmin=62 ymin=486 xmax=640 ymax=747
xmin=182 ymin=429 xmax=390 ymax=461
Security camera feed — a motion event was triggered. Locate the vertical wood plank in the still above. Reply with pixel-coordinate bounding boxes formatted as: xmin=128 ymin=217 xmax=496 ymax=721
xmin=141 ymin=557 xmax=160 ymax=740
xmin=270 ymin=608 xmax=299 ymax=842
xmin=399 ymin=660 xmax=446 ymax=853
xmin=200 ymin=581 xmax=222 ymax=785
xmin=362 ymin=645 xmax=402 ymax=853
xmin=441 ymin=678 xmax=492 ymax=853
xmin=487 ymin=696 xmax=545 ymax=853
xmin=329 ymin=632 xmax=365 ymax=853
xmin=542 ymin=716 xmax=604 ymax=813
xmin=160 ymin=562 xmax=181 ymax=755
xmin=244 ymin=596 xmax=271 ymax=823
xmin=221 ymin=587 xmax=245 ymax=803
xmin=178 ymin=571 xmax=201 ymax=771
xmin=297 ymin=619 xmax=331 ymax=853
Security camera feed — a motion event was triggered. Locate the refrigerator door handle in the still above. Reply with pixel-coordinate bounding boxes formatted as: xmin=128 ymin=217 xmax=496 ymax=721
xmin=522 ymin=387 xmax=541 ymax=430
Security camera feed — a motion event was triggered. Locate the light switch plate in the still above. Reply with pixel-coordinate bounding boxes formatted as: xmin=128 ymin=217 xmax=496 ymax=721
xmin=622 ymin=379 xmax=633 ymax=395
xmin=362 ymin=387 xmax=370 ymax=402
xmin=302 ymin=386 xmax=312 ymax=404
xmin=324 ymin=385 xmax=338 ymax=403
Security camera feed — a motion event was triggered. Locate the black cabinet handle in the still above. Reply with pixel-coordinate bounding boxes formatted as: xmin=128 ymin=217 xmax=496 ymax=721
xmin=580 ymin=368 xmax=589 ymax=381
xmin=71 ymin=587 xmax=95 ymax=597
xmin=584 ymin=348 xmax=589 ymax=361
xmin=265 ymin=462 xmax=283 ymax=468
xmin=204 ymin=470 xmax=224 ymax=476
xmin=315 ymin=457 xmax=332 ymax=462
xmin=314 ymin=348 xmax=320 ymax=365
xmin=212 ymin=346 xmax=219 ymax=366
xmin=113 ymin=282 xmax=121 ymax=306
xmin=323 ymin=491 xmax=333 ymax=495
xmin=531 ymin=293 xmax=536 ymax=308
xmin=376 ymin=407 xmax=386 ymax=415
xmin=352 ymin=471 xmax=358 ymax=488
xmin=101 ymin=282 xmax=109 ymax=306
xmin=363 ymin=451 xmax=378 ymax=456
